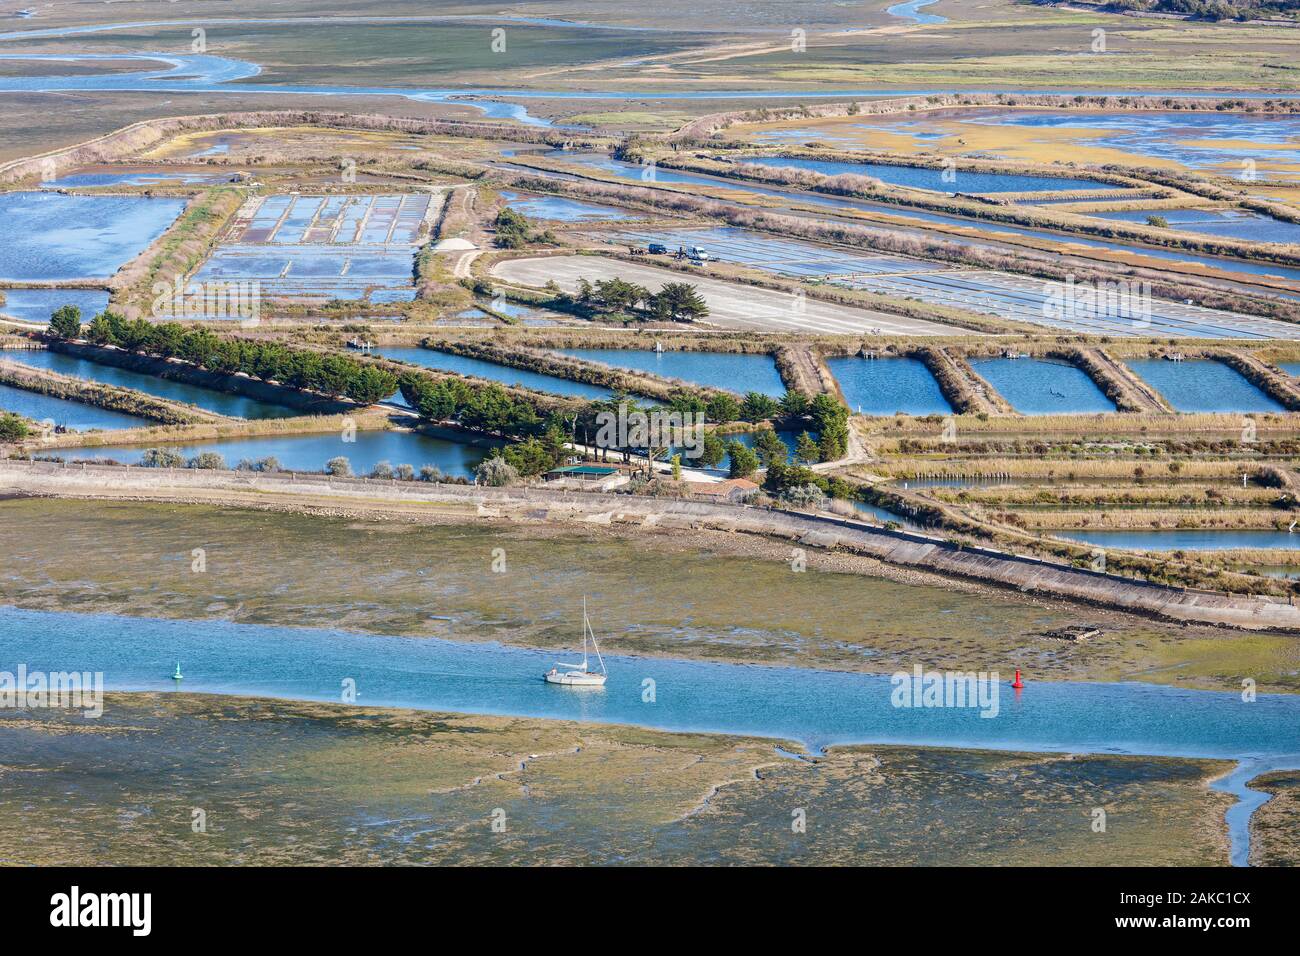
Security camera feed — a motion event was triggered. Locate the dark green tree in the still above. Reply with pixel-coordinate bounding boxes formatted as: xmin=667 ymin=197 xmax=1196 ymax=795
xmin=47 ymin=305 xmax=82 ymax=340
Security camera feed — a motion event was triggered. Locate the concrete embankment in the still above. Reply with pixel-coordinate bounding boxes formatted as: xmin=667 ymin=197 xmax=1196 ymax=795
xmin=4 ymin=459 xmax=1298 ymax=631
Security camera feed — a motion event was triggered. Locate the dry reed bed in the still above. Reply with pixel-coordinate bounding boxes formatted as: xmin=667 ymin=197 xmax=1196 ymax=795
xmin=0 ymin=360 xmax=217 ymax=425
xmin=867 ymin=410 xmax=1293 ymax=436
xmin=862 ymin=458 xmax=1276 ymax=480
xmin=0 ymin=110 xmax=609 ymax=184
xmin=850 ymin=477 xmax=1298 ymax=596
xmin=25 ymin=410 xmax=392 ymax=452
xmin=926 ymin=483 xmax=1285 ymax=507
xmin=667 ymin=92 xmax=1300 ymax=143
xmin=113 ymin=188 xmax=245 ymax=312
xmin=1007 ymin=509 xmax=1298 ymax=531
xmin=637 ymin=150 xmax=1300 ymax=269
xmin=503 ymin=161 xmax=1300 ymax=325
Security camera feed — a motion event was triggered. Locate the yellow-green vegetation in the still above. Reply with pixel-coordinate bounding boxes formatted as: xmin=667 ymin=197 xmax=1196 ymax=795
xmin=1248 ymin=770 xmax=1300 ymax=867
xmin=0 ymin=691 xmax=1235 ymax=865
xmin=3 ymin=498 xmax=1299 ymax=693
xmin=116 ymin=187 xmax=244 ymax=312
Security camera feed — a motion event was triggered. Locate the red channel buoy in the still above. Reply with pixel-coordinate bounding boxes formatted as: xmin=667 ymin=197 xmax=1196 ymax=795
xmin=1011 ymin=669 xmax=1024 ymax=690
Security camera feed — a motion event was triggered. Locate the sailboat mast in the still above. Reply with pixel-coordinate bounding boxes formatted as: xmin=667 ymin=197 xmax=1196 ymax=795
xmin=587 ymin=613 xmax=607 ymax=676
xmin=582 ymin=596 xmax=590 ymax=670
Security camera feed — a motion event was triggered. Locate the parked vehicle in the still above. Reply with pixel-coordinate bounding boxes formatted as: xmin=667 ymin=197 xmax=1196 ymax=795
xmin=647 ymin=242 xmax=668 ymax=255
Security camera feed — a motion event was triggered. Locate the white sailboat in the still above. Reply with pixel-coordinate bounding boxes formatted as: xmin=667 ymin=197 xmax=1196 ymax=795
xmin=544 ymin=598 xmax=608 ymax=687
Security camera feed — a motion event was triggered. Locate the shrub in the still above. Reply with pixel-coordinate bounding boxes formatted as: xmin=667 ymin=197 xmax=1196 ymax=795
xmin=782 ymin=483 xmax=825 ymax=509
xmin=186 ymin=452 xmax=226 ymax=470
xmin=140 ymin=448 xmax=184 ymax=468
xmin=0 ymin=412 xmax=29 ymax=442
xmin=476 ymin=455 xmax=520 ymax=487
xmin=325 ymin=456 xmax=353 ymax=477
xmin=370 ymin=460 xmax=394 ymax=479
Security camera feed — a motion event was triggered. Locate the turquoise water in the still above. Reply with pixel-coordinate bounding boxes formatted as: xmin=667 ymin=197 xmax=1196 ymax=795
xmin=2 ymin=350 xmax=298 ymax=419
xmin=736 ymin=155 xmax=1107 ymax=194
xmin=1125 ymin=359 xmax=1285 ymax=413
xmin=501 ymin=190 xmax=632 ymax=222
xmin=1055 ymin=529 xmax=1300 ymax=552
xmin=0 ymin=191 xmax=184 ymax=281
xmin=3 ymin=602 xmax=1296 ymax=864
xmin=970 ymin=358 xmax=1116 ymax=415
xmin=0 ymin=289 xmax=109 ymax=325
xmin=378 ymin=347 xmax=616 ymax=399
xmin=558 ymin=349 xmax=786 ymax=396
xmin=0 ymin=383 xmax=150 ymax=430
xmin=63 ymin=429 xmax=491 ymax=477
xmin=1 ymin=605 xmax=1295 ymax=764
xmin=827 ymin=357 xmax=952 ymax=416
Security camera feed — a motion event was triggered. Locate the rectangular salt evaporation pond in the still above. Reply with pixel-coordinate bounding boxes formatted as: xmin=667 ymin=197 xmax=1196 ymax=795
xmin=377 ymin=348 xmax=616 ymax=400
xmin=735 ymin=155 xmax=1111 ymax=194
xmin=0 ymin=289 xmax=109 ymax=325
xmin=0 ymin=192 xmax=184 ymax=281
xmin=1054 ymin=529 xmax=1300 ymax=552
xmin=193 ymin=194 xmax=429 ymax=305
xmin=0 ymin=383 xmax=151 ymax=431
xmin=2 ymin=350 xmax=298 ymax=420
xmin=43 ymin=169 xmax=234 ymax=188
xmin=557 ymin=349 xmax=785 ymax=397
xmin=501 ymin=190 xmax=633 ymax=222
xmin=826 ymin=357 xmax=952 ymax=416
xmin=70 ymin=431 xmax=493 ymax=480
xmin=969 ymin=358 xmax=1116 ymax=415
xmin=1088 ymin=208 xmax=1300 ymax=246
xmin=613 ymin=225 xmax=946 ymax=278
xmin=1125 ymin=359 xmax=1285 ymax=413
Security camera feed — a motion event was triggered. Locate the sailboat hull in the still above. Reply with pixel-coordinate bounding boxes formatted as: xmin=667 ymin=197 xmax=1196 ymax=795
xmin=544 ymin=670 xmax=607 ymax=687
